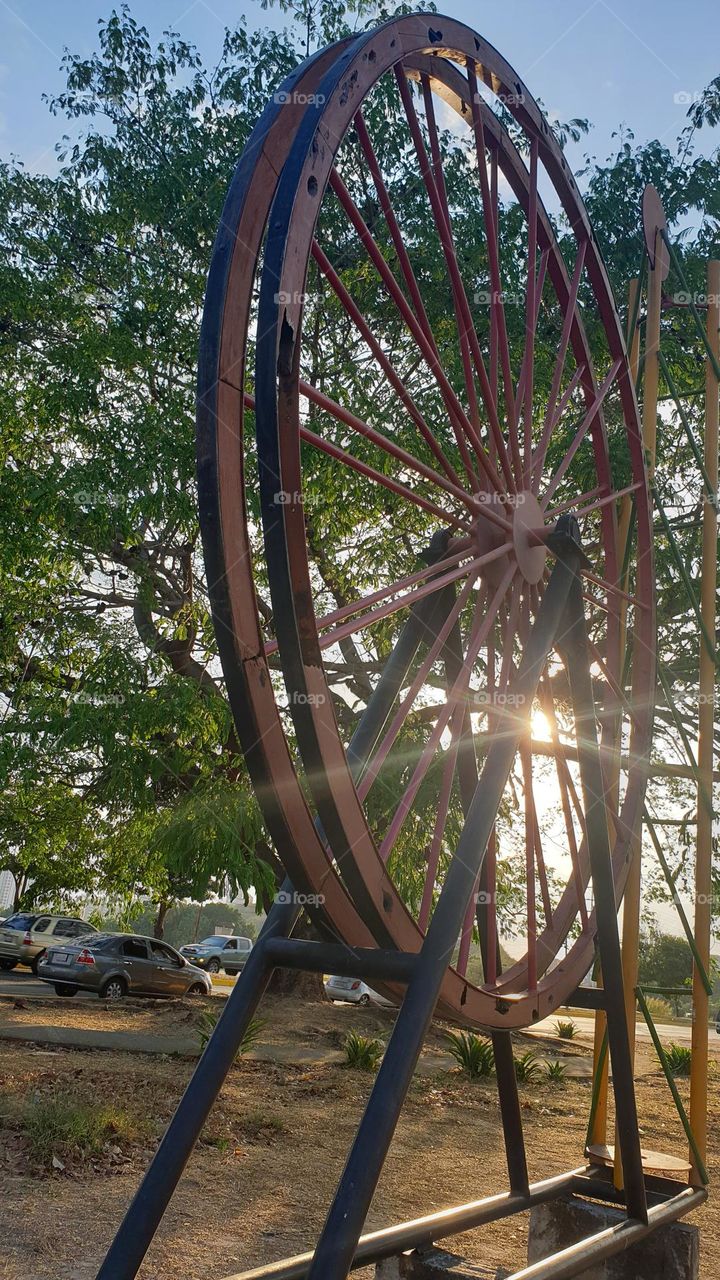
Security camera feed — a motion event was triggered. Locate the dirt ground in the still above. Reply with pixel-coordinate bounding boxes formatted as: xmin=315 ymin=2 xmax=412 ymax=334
xmin=0 ymin=993 xmax=718 ymax=1280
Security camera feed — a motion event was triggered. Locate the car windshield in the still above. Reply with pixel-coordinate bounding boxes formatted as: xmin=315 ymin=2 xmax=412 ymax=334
xmin=198 ymin=936 xmax=229 ymax=946
xmin=2 ymin=914 xmax=38 ymax=931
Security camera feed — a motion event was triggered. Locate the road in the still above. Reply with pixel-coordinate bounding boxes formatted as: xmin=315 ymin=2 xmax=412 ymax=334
xmin=0 ymin=971 xmax=716 ymax=1044
xmin=0 ymin=968 xmax=231 ymax=1000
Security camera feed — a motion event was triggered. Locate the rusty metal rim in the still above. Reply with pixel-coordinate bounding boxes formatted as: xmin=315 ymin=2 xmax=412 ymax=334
xmin=200 ymin=16 xmax=655 ymax=1027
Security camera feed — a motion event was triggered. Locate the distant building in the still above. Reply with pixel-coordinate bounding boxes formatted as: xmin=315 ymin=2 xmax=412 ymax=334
xmin=0 ymin=871 xmax=15 ymax=912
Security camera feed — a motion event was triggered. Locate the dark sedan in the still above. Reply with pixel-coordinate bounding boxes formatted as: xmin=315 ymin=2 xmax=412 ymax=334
xmin=38 ymin=932 xmax=212 ymax=999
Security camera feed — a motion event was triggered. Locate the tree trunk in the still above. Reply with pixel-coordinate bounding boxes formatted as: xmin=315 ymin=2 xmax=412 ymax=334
xmin=153 ymin=899 xmax=170 ymax=938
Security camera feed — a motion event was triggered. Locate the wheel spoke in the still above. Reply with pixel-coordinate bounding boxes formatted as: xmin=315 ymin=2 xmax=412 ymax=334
xmin=329 ymin=166 xmax=507 ymax=497
xmin=396 ymin=69 xmax=517 ymax=493
xmin=377 ymin=565 xmax=517 ymax=857
xmin=521 ymin=139 xmax=539 ymax=471
xmin=542 ymin=358 xmax=622 ymax=505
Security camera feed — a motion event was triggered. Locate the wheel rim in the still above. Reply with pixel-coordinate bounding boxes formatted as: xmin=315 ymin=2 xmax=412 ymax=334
xmin=199 ymin=17 xmax=654 ymax=1029
xmin=105 ymin=981 xmax=124 ymax=1000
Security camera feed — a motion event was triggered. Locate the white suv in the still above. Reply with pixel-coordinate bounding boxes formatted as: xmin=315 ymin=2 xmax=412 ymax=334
xmin=18 ymin=915 xmax=98 ymax=973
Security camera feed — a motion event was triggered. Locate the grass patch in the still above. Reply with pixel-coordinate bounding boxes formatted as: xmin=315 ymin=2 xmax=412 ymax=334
xmin=18 ymin=1093 xmax=149 ymax=1167
xmin=241 ymin=1109 xmax=287 ymax=1140
xmin=513 ymin=1051 xmax=543 ymax=1084
xmin=546 ymin=1060 xmax=567 ymax=1084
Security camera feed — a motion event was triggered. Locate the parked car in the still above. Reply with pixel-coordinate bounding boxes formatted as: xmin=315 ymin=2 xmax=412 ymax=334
xmin=323 ymin=975 xmax=392 ymax=1006
xmin=18 ymin=915 xmax=99 ymax=973
xmin=38 ymin=933 xmax=212 ymax=1000
xmin=0 ymin=913 xmax=39 ymax=970
xmin=179 ymin=935 xmax=253 ymax=974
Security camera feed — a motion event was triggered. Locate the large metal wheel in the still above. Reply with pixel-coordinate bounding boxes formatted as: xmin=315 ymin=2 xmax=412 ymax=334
xmin=198 ymin=15 xmax=655 ymax=1030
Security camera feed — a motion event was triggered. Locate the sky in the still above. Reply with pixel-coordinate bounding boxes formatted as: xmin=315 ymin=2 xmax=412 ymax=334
xmin=1 ymin=0 xmax=715 ymax=943
xmin=1 ymin=0 xmax=719 ymax=175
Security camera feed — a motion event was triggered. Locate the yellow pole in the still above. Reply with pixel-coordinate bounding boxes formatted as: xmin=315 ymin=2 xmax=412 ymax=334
xmin=689 ymin=259 xmax=719 ymax=1183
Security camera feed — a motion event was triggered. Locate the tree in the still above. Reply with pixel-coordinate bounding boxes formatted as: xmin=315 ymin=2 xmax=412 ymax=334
xmin=0 ymin=4 xmax=718 ymax=948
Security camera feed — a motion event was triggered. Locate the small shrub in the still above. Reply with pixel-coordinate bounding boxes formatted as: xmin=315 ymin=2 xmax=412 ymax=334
xmin=241 ymin=1109 xmax=287 ymax=1140
xmin=554 ymin=1018 xmax=577 ymax=1040
xmin=644 ymin=996 xmax=673 ymax=1022
xmin=514 ymin=1050 xmax=542 ymax=1083
xmin=344 ymin=1030 xmax=383 ymax=1071
xmin=665 ymin=1043 xmax=692 ymax=1076
xmin=446 ymin=1031 xmax=495 ymax=1079
xmin=546 ymin=1060 xmax=567 ymax=1083
xmin=22 ymin=1095 xmax=144 ymax=1167
xmin=198 ymin=1009 xmax=264 ymax=1058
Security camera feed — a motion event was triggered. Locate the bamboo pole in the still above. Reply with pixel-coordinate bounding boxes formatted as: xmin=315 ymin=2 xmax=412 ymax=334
xmin=611 ymin=277 xmax=650 ymax=1186
xmin=689 ymin=259 xmax=719 ymax=1184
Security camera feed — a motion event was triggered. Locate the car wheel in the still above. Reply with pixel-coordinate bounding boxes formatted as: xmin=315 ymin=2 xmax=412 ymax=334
xmin=206 ymin=959 xmax=220 ymax=974
xmin=30 ymin=952 xmax=45 ymax=975
xmin=101 ymin=977 xmax=127 ymax=1001
xmin=187 ymin=982 xmax=207 ymax=996
xmin=358 ymin=993 xmax=370 ymax=1006
xmin=55 ymin=983 xmax=77 ymax=997
xmin=0 ymin=959 xmax=18 ymax=971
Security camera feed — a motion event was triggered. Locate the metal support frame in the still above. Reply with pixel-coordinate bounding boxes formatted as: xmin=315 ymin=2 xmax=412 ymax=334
xmin=96 ymin=526 xmax=657 ymax=1280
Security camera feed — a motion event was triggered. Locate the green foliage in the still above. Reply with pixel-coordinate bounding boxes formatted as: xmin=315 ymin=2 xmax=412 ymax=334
xmin=665 ymin=1043 xmax=692 ymax=1076
xmin=344 ymin=1030 xmax=384 ymax=1071
xmin=101 ymin=899 xmax=261 ymax=947
xmin=446 ymin=1030 xmax=495 ymax=1079
xmin=554 ymin=1018 xmax=578 ymax=1040
xmin=513 ymin=1050 xmax=543 ymax=1083
xmin=19 ymin=1094 xmax=148 ymax=1166
xmin=197 ymin=1009 xmax=265 ymax=1058
xmin=546 ymin=1060 xmax=567 ymax=1083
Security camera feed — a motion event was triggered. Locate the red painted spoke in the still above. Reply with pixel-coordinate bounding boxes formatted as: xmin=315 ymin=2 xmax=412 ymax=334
xmin=329 ymin=167 xmax=507 ymax=498
xmin=353 ymin=110 xmax=439 ymax=353
xmin=457 ymin=889 xmax=476 ymax=977
xmin=313 ymin=551 xmax=498 ymax=655
xmin=587 ymin=638 xmax=641 ymax=730
xmin=539 ymin=675 xmax=588 ymax=928
xmin=357 ymin=567 xmax=491 ymax=800
xmin=418 ymin=724 xmax=459 ymax=931
xmin=311 ymin=241 xmax=474 ymax=494
xmin=530 ymin=363 xmax=587 ymax=494
xmin=395 ymin=69 xmax=517 ymax=493
xmin=484 ymin=628 xmax=499 ymax=983
xmin=521 ymin=139 xmax=539 ymax=469
xmin=299 ymin=427 xmax=471 ymax=530
xmin=420 ymin=74 xmax=482 ymax=482
xmin=516 ymin=249 xmax=549 ymax=460
xmin=521 ymin=740 xmax=537 ymax=990
xmin=488 ymin=149 xmax=499 ymax=407
xmin=264 ymin=541 xmax=474 ymax=658
xmin=581 ymin=566 xmax=647 ymax=610
xmin=542 ymin=358 xmax=622 ymax=505
xmin=561 ymin=481 xmax=643 ymax=523
xmin=530 ymin=240 xmax=587 ymax=488
xmin=544 ymin=485 xmax=602 ymax=520
xmin=466 ymin=63 xmax=518 ymax=456
xmin=377 ymin=566 xmax=517 ymax=857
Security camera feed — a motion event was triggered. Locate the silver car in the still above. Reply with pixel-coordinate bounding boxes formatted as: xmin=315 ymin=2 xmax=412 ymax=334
xmin=323 ymin=975 xmax=392 ymax=1006
xmin=19 ymin=914 xmax=99 ymax=972
xmin=180 ymin=934 xmax=253 ymax=974
xmin=38 ymin=932 xmax=212 ymax=1000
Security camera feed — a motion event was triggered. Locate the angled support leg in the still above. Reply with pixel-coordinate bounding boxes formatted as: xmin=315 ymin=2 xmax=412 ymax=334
xmin=558 ymin=566 xmax=648 ymax=1226
xmin=306 ymin=552 xmax=580 ymax=1280
xmin=95 ymin=883 xmax=302 ymax=1280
